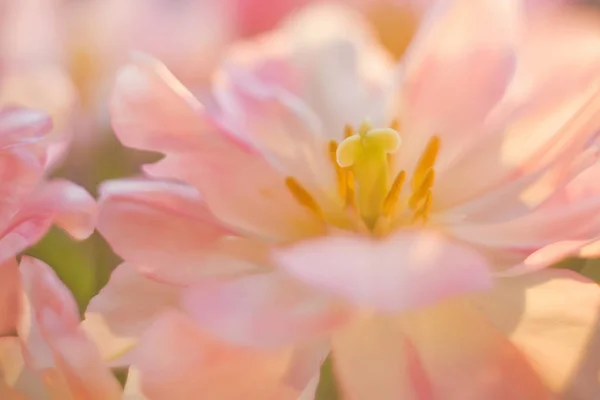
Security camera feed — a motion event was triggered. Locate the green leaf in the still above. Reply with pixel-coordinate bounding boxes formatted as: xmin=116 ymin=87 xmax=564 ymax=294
xmin=315 ymin=355 xmax=339 ymax=400
xmin=580 ymin=258 xmax=600 ymax=283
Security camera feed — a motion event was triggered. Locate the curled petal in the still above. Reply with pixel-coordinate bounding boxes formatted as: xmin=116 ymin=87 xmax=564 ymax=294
xmin=17 ymin=257 xmax=122 ymax=400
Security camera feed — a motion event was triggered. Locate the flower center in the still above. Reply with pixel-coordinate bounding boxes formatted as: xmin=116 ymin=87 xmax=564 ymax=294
xmin=286 ymin=120 xmax=440 ymax=234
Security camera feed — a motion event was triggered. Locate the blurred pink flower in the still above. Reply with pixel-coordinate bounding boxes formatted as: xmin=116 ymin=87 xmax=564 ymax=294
xmin=0 ymin=257 xmax=125 ymax=400
xmin=0 ymin=0 xmax=77 ymax=167
xmin=0 ymin=107 xmax=96 ymax=335
xmin=89 ymin=1 xmax=600 ymax=398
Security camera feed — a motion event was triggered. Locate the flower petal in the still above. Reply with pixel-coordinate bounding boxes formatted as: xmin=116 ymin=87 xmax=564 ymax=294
xmin=97 ymin=179 xmax=264 ymax=284
xmin=83 ymin=263 xmax=181 ymax=365
xmin=131 ymin=311 xmax=315 ymax=399
xmin=182 ymin=270 xmax=352 ymax=347
xmin=401 ymin=0 xmax=518 ymax=129
xmin=402 ymin=299 xmax=550 ymax=399
xmin=331 ymin=315 xmax=418 ymax=400
xmin=143 ymin=152 xmax=324 ymax=242
xmin=274 ymin=230 xmax=492 ymax=312
xmin=0 ymin=179 xmax=96 ymax=264
xmin=0 ymin=259 xmax=19 ymax=336
xmin=0 ymin=142 xmax=45 ymax=233
xmin=113 ymin=56 xmax=324 ymax=241
xmin=110 ymin=53 xmax=212 ymax=153
xmin=475 ymin=269 xmax=600 ymax=398
xmin=0 ymin=336 xmax=46 ymax=400
xmin=25 ymin=179 xmax=97 ymax=240
xmin=0 ymin=107 xmax=51 ymax=147
xmin=17 ymin=257 xmax=122 ymax=400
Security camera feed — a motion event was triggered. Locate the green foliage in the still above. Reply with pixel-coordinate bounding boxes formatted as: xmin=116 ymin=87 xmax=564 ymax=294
xmin=315 ymin=355 xmax=339 ymax=400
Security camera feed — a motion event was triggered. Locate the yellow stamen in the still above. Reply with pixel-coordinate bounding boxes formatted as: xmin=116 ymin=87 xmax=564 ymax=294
xmin=329 ymin=140 xmax=348 ymax=201
xmin=285 ymin=177 xmax=322 ymax=217
xmin=390 ymin=119 xmax=401 ymax=131
xmin=337 ymin=127 xmax=402 ymax=228
xmin=412 ymin=136 xmax=440 ymax=192
xmin=409 ymin=168 xmax=435 ymax=209
xmin=345 ymin=169 xmax=356 ymax=208
xmin=411 ymin=190 xmax=432 ymax=224
xmin=344 ymin=124 xmax=354 ymax=139
xmin=382 ymin=170 xmax=406 ymax=217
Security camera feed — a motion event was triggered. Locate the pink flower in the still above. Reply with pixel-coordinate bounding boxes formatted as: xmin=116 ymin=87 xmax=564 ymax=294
xmin=0 ymin=0 xmax=77 ymax=167
xmin=0 ymin=257 xmax=126 ymax=399
xmin=90 ymin=1 xmax=600 ymax=398
xmin=0 ymin=107 xmax=96 ymax=335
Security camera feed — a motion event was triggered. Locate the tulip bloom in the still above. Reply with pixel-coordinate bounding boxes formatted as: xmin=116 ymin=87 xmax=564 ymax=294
xmin=90 ymin=1 xmax=600 ymax=398
xmin=0 ymin=107 xmax=96 ymax=335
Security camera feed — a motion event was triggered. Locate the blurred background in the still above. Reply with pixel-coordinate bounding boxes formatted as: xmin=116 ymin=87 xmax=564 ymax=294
xmin=0 ymin=0 xmax=598 ymax=312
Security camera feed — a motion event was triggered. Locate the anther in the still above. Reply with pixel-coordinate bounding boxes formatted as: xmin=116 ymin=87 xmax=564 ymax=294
xmin=344 ymin=124 xmax=354 ymax=139
xmin=412 ymin=136 xmax=440 ymax=192
xmin=383 ymin=170 xmax=406 ymax=217
xmin=411 ymin=190 xmax=432 ymax=224
xmin=285 ymin=177 xmax=323 ymax=217
xmin=409 ymin=168 xmax=435 ymax=209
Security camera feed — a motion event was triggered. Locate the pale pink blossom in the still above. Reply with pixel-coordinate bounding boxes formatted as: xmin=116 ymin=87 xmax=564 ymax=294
xmin=0 ymin=107 xmax=96 ymax=335
xmin=0 ymin=0 xmax=77 ymax=167
xmin=89 ymin=1 xmax=600 ymax=398
xmin=0 ymin=257 xmax=129 ymax=400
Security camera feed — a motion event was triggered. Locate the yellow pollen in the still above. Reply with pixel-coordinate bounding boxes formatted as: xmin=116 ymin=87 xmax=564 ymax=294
xmin=390 ymin=119 xmax=401 ymax=131
xmin=409 ymin=168 xmax=435 ymax=210
xmin=285 ymin=177 xmax=322 ymax=217
xmin=382 ymin=170 xmax=406 ymax=217
xmin=412 ymin=136 xmax=440 ymax=192
xmin=411 ymin=190 xmax=432 ymax=224
xmin=345 ymin=169 xmax=356 ymax=208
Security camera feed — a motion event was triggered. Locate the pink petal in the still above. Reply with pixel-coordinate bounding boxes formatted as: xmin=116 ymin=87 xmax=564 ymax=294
xmin=110 ymin=53 xmax=212 ymax=153
xmin=274 ymin=230 xmax=492 ymax=312
xmin=402 ymin=299 xmax=550 ymax=399
xmin=0 ymin=143 xmax=45 ymax=233
xmin=17 ymin=257 xmax=122 ymax=399
xmin=401 ymin=0 xmax=518 ymax=129
xmin=0 ymin=107 xmax=51 ymax=147
xmin=97 ymin=179 xmax=271 ymax=285
xmin=226 ymin=2 xmax=394 ymax=139
xmin=113 ymin=56 xmax=324 ymax=241
xmin=83 ymin=263 xmax=181 ymax=365
xmin=504 ymin=4 xmax=600 ymax=114
xmin=475 ymin=269 xmax=600 ymax=397
xmin=144 ymin=152 xmax=324 ymax=242
xmin=0 ymin=259 xmax=19 ymax=336
xmin=182 ymin=270 xmax=352 ymax=347
xmin=132 ymin=311 xmax=316 ymax=399
xmin=331 ymin=316 xmax=418 ymax=400
xmin=0 ymin=180 xmax=96 ymax=263
xmin=25 ymin=179 xmax=97 ymax=240
xmin=216 ymin=72 xmax=337 ymax=196
xmin=449 ymin=195 xmax=600 ymax=250
xmin=0 ymin=336 xmax=46 ymax=399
